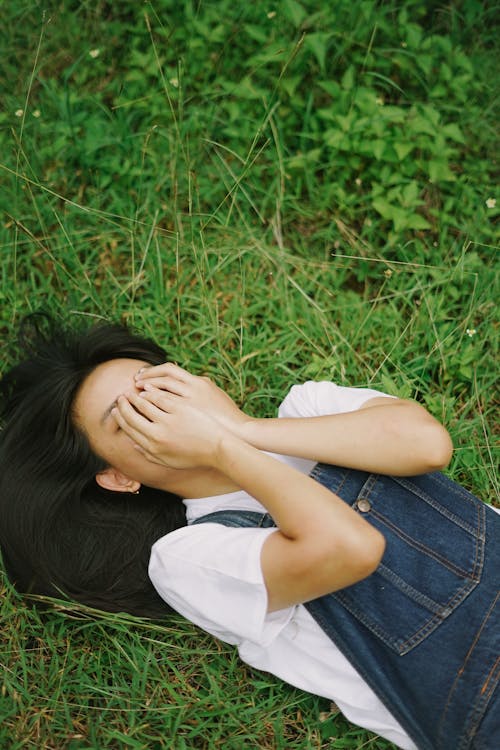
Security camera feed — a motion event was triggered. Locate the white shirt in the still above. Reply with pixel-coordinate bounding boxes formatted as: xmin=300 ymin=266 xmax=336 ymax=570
xmin=149 ymin=381 xmax=417 ymax=750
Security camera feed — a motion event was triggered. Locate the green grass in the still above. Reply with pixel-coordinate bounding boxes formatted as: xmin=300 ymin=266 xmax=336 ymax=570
xmin=0 ymin=0 xmax=499 ymax=747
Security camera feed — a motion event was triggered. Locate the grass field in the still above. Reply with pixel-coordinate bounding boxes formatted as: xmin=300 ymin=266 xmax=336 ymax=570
xmin=0 ymin=1 xmax=499 ymax=748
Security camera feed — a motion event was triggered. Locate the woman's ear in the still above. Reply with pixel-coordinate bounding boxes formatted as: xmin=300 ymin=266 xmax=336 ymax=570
xmin=96 ymin=467 xmax=141 ymax=494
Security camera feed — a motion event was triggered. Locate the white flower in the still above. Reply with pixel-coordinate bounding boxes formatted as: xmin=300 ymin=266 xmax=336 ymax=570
xmin=169 ymin=78 xmax=179 ymax=88
xmin=485 ymin=197 xmax=496 ymax=208
xmin=267 ymin=11 xmax=276 ymax=19
xmin=33 ymin=109 xmax=41 ymax=118
xmin=15 ymin=109 xmax=23 ymax=117
xmin=355 ymin=178 xmax=362 ymax=186
xmin=89 ymin=49 xmax=100 ymax=59
xmin=466 ymin=328 xmax=477 ymax=337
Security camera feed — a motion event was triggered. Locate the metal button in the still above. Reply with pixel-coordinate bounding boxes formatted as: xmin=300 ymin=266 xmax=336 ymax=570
xmin=356 ymin=497 xmax=372 ymax=513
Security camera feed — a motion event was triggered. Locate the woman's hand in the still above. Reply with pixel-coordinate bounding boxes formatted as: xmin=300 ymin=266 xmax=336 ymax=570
xmin=112 ymin=388 xmax=230 ymax=470
xmin=134 ymin=363 xmax=251 ymax=437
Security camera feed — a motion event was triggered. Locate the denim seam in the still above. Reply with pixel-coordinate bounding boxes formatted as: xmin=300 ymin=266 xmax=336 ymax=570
xmin=376 ymin=563 xmax=460 ymax=614
xmin=394 ymin=475 xmax=484 ymax=537
xmin=464 ymin=657 xmax=500 ymax=745
xmin=369 ymin=507 xmax=482 ymax=580
xmin=332 ymin=574 xmax=479 ymax=655
xmin=309 ymin=464 xmax=350 ymax=498
xmin=439 ymin=590 xmax=499 ymax=749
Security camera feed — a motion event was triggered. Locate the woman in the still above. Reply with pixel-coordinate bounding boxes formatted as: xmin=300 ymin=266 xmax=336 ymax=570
xmin=0 ymin=316 xmax=498 ymax=750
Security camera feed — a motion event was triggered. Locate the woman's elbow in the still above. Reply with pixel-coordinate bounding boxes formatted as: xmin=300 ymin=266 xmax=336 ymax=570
xmin=405 ymin=403 xmax=454 ymax=472
xmin=424 ymin=423 xmax=454 ymax=471
xmin=342 ymin=525 xmax=386 ymax=583
xmin=361 ymin=527 xmax=386 ymax=575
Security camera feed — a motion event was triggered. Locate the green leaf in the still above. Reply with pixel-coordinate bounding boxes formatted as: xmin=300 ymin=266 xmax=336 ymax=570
xmin=335 ymin=113 xmax=354 ymax=132
xmin=380 ymin=105 xmax=406 ymax=123
xmin=418 ymin=104 xmax=441 ymax=128
xmin=394 ymin=142 xmax=415 ymax=160
xmin=243 ymin=24 xmax=269 ymax=44
xmin=371 ymin=139 xmax=386 ymax=160
xmin=246 ymin=43 xmax=288 ymax=66
xmin=304 ymin=32 xmax=332 ymax=73
xmin=283 ymin=0 xmax=307 ymax=28
xmin=407 ymin=114 xmax=436 ymax=136
xmin=316 ymin=107 xmax=337 ymax=122
xmin=440 ymin=63 xmax=452 ymax=82
xmin=429 ymin=84 xmax=448 ymax=99
xmin=372 ymin=198 xmax=396 ymax=220
xmin=392 ymin=208 xmax=413 ymax=232
xmin=324 ymin=129 xmax=349 ymax=150
xmin=417 ymin=53 xmax=433 ymax=75
xmin=317 ymin=80 xmax=341 ymax=98
xmin=405 ymin=24 xmax=423 ymax=49
xmin=380 ymin=374 xmax=413 ymax=399
xmin=341 ymin=65 xmax=356 ymax=91
xmin=287 ymin=148 xmax=322 ymax=169
xmin=442 ymin=123 xmax=465 ymax=143
xmin=279 ymin=74 xmax=302 ymax=98
xmin=428 ymin=160 xmax=456 ymax=182
xmin=401 ymin=181 xmax=420 ymax=206
xmin=402 ymin=213 xmax=432 ymax=230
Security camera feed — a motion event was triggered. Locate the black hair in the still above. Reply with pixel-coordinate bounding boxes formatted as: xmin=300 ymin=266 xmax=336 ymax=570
xmin=0 ymin=314 xmax=187 ymax=618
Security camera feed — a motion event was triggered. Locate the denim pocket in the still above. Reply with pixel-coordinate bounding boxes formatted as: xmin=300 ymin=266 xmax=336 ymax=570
xmin=329 ymin=471 xmax=486 ymax=655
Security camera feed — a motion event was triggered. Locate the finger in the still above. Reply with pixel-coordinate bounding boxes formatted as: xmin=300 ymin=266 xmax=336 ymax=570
xmin=132 ymin=442 xmax=167 ymax=466
xmin=135 ymin=375 xmax=189 ymax=397
xmin=137 ymin=389 xmax=192 ymax=421
xmin=112 ymin=399 xmax=151 ymax=446
xmin=135 ymin=362 xmax=194 ymax=384
xmin=125 ymin=388 xmax=179 ymax=430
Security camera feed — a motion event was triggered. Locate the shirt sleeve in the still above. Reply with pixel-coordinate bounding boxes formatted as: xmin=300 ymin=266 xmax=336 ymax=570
xmin=149 ymin=524 xmax=294 ymax=646
xmin=278 ymin=380 xmax=396 ymax=418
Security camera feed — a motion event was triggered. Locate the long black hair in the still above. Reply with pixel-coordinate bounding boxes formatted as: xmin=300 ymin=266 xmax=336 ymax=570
xmin=0 ymin=315 xmax=187 ymax=618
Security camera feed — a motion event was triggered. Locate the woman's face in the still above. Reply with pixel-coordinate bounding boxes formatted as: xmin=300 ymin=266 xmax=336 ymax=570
xmin=73 ymin=358 xmax=177 ymax=491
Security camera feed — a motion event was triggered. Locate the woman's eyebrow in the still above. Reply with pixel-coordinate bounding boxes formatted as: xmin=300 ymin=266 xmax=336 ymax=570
xmin=100 ymin=399 xmax=119 ymax=425
xmin=99 ymin=367 xmax=147 ymax=425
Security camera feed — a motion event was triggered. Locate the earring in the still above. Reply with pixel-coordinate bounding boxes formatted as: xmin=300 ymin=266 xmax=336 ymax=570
xmin=132 ymin=488 xmax=140 ymax=495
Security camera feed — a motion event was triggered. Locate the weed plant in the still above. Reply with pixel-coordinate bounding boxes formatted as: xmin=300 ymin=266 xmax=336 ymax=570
xmin=0 ymin=1 xmax=498 ymax=748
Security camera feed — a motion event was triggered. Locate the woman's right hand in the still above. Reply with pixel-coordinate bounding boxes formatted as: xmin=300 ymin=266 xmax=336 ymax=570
xmin=112 ymin=387 xmax=232 ymax=470
xmin=134 ymin=363 xmax=252 ymax=438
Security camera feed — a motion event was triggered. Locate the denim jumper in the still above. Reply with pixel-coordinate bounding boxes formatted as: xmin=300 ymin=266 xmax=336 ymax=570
xmin=193 ymin=465 xmax=500 ymax=750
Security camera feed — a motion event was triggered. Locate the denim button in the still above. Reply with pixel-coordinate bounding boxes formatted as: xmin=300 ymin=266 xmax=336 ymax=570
xmin=357 ymin=497 xmax=371 ymax=513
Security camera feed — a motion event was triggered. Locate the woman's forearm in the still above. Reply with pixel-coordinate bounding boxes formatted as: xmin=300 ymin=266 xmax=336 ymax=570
xmin=240 ymin=399 xmax=453 ymax=476
xmin=133 ymin=367 xmax=451 ymax=475
xmin=213 ymin=434 xmax=385 ymax=609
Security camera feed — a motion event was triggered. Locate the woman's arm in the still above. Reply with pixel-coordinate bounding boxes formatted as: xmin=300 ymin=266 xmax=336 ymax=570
xmin=211 ymin=435 xmax=386 ymax=611
xmin=135 ymin=366 xmax=453 ymax=476
xmin=240 ymin=398 xmax=453 ymax=476
xmin=114 ymin=390 xmax=386 ymax=612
